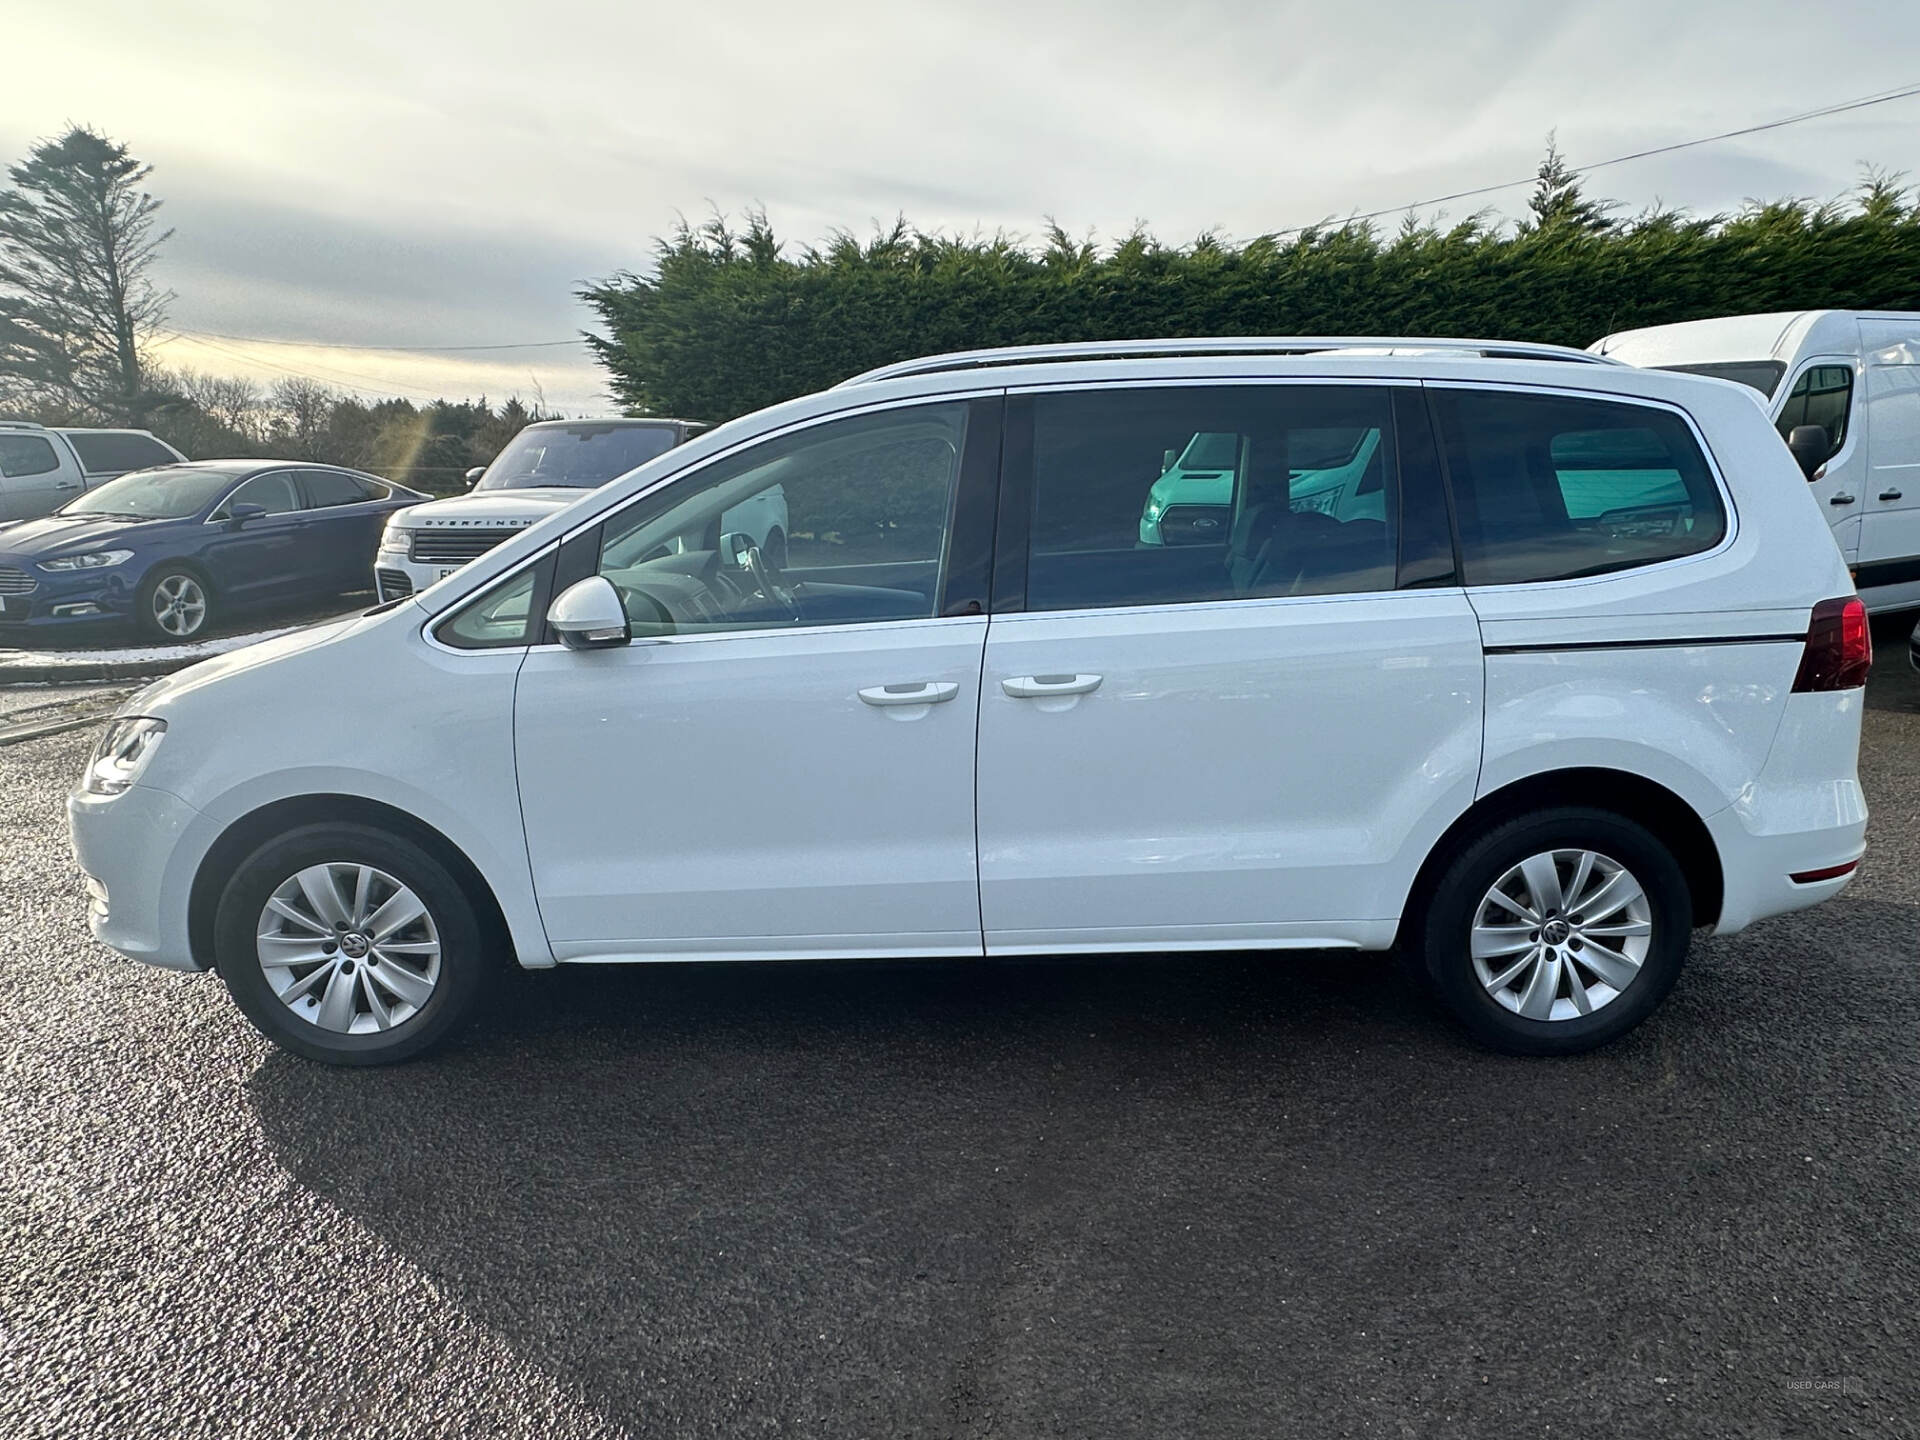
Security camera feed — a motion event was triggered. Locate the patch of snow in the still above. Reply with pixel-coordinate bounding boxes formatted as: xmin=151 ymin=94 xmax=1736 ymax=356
xmin=0 ymin=611 xmax=359 ymax=671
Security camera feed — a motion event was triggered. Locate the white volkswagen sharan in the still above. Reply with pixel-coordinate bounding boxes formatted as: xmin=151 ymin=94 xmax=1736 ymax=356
xmin=68 ymin=338 xmax=1871 ymax=1064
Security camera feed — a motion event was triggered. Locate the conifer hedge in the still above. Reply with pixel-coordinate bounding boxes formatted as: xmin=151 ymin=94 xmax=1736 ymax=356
xmin=582 ymin=157 xmax=1920 ymax=421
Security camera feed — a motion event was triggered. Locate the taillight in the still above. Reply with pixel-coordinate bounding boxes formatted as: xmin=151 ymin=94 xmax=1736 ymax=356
xmin=1792 ymin=596 xmax=1872 ymax=692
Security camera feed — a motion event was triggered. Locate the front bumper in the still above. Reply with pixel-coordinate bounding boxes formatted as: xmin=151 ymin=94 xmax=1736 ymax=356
xmin=373 ymin=554 xmax=476 ymax=604
xmin=0 ymin=562 xmax=140 ymax=628
xmin=68 ymin=781 xmax=206 ymax=971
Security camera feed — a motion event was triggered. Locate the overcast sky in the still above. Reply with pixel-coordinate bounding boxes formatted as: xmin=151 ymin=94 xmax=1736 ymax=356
xmin=7 ymin=0 xmax=1920 ymax=413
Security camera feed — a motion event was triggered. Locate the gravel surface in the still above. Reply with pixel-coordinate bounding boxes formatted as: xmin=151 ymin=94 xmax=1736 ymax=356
xmin=2 ymin=636 xmax=1917 ymax=1438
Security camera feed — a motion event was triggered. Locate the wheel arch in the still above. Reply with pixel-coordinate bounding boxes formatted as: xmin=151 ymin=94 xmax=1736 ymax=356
xmin=188 ymin=794 xmax=512 ymax=972
xmin=1397 ymin=768 xmax=1725 ymax=944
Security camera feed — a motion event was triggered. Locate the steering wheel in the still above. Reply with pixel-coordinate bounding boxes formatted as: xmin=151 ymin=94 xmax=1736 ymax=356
xmin=742 ymin=541 xmax=801 ymax=621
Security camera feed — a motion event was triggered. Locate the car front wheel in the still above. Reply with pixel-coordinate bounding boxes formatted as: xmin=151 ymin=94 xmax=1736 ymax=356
xmin=212 ymin=822 xmax=492 ymax=1065
xmin=137 ymin=566 xmax=213 ymax=641
xmin=1417 ymin=807 xmax=1693 ymax=1055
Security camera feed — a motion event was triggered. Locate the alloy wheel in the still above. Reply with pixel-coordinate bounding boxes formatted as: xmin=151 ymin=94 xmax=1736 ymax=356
xmin=255 ymin=863 xmax=443 ymax=1034
xmin=151 ymin=574 xmax=207 ymax=638
xmin=1469 ymin=848 xmax=1654 ymax=1022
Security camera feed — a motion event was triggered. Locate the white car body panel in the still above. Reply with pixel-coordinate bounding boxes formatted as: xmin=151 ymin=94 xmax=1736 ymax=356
xmin=975 ymin=590 xmax=1483 ymax=953
xmin=514 ymin=617 xmax=988 ymax=961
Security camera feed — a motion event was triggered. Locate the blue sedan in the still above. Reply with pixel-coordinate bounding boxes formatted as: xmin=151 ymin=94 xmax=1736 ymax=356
xmin=0 ymin=461 xmax=427 ymax=641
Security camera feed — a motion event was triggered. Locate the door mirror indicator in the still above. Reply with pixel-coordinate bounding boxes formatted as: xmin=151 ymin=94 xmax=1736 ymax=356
xmin=1787 ymin=424 xmax=1831 ymax=481
xmin=227 ymin=502 xmax=267 ymax=528
xmin=547 ymin=575 xmax=631 ymax=650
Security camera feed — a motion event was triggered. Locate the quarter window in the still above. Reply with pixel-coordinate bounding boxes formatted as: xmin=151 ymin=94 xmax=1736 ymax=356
xmin=440 ymin=562 xmax=544 ymax=648
xmin=590 ymin=403 xmax=966 ymax=637
xmin=1774 ymin=364 xmax=1853 ymax=459
xmin=1431 ymin=389 xmax=1726 ymax=586
xmin=0 ymin=434 xmax=59 ymax=479
xmin=1023 ymin=385 xmax=1399 ymax=612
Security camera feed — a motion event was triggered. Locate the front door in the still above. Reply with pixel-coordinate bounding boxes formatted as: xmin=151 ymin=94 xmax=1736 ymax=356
xmin=203 ymin=470 xmax=316 ymax=600
xmin=1776 ymin=357 xmax=1867 ymax=560
xmin=514 ymin=398 xmax=999 ymax=961
xmin=974 ymin=383 xmax=1484 ymax=954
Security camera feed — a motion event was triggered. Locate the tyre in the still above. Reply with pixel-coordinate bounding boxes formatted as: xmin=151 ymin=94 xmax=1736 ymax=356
xmin=212 ymin=821 xmax=493 ymax=1065
xmin=137 ymin=565 xmax=213 ymax=642
xmin=1416 ymin=807 xmax=1692 ymax=1055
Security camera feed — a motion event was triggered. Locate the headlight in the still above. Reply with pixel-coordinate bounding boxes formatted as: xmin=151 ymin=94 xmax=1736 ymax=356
xmin=81 ymin=717 xmax=167 ymax=796
xmin=39 ymin=549 xmax=133 ymax=572
xmin=378 ymin=527 xmax=410 ymax=554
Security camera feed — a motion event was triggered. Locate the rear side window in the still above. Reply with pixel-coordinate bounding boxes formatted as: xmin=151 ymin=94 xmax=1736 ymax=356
xmin=301 ymin=469 xmax=379 ymax=507
xmin=1023 ymin=385 xmax=1400 ymax=612
xmin=65 ymin=432 xmax=177 ymax=473
xmin=1431 ymin=389 xmax=1726 ymax=586
xmin=1774 ymin=364 xmax=1853 ymax=459
xmin=0 ymin=434 xmax=59 ymax=478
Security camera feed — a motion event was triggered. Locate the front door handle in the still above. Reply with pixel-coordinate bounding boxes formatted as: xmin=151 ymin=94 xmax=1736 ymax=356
xmin=54 ymin=479 xmax=82 ymax=490
xmin=1880 ymin=489 xmax=1904 ymax=502
xmin=859 ymin=681 xmax=959 ymax=707
xmin=1002 ymin=673 xmax=1103 ymax=699
xmin=1830 ymin=493 xmax=1856 ymax=506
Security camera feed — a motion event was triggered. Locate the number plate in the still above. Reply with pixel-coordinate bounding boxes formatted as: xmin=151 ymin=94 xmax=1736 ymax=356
xmin=438 ymin=567 xmax=460 ymax=581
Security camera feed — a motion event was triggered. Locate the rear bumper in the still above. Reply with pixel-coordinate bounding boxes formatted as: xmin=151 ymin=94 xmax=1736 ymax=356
xmin=1709 ymin=690 xmax=1868 ymax=934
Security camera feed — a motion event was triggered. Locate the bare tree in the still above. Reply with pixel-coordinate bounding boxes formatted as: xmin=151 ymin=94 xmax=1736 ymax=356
xmin=0 ymin=127 xmax=172 ymax=422
xmin=268 ymin=376 xmax=336 ymax=459
xmin=176 ymin=368 xmax=265 ymax=442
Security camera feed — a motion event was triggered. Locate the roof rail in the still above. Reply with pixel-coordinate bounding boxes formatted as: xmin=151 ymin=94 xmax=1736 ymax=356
xmin=837 ymin=336 xmax=1618 ymax=387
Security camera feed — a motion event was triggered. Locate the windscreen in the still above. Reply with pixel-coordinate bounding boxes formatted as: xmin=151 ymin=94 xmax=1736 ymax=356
xmin=475 ymin=424 xmax=678 ymax=491
xmin=1655 ymin=361 xmax=1788 ymax=397
xmin=61 ymin=466 xmax=236 ymax=519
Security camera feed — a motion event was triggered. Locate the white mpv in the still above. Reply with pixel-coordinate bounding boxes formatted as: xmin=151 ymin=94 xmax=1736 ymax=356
xmin=68 ymin=339 xmax=1871 ymax=1065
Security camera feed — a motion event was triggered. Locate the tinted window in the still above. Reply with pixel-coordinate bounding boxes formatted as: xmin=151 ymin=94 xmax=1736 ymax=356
xmin=0 ymin=434 xmax=59 ymax=479
xmin=63 ymin=466 xmax=235 ymax=519
xmin=64 ymin=431 xmax=177 ymax=473
xmin=1774 ymin=364 xmax=1853 ymax=459
xmin=1432 ymin=388 xmax=1726 ymax=586
xmin=476 ymin=423 xmax=679 ymax=491
xmin=592 ymin=403 xmax=965 ymax=637
xmin=1657 ymin=361 xmax=1787 ymax=397
xmin=222 ymin=472 xmax=302 ymax=516
xmin=302 ymin=469 xmax=378 ymax=507
xmin=1024 ymin=385 xmax=1399 ymax=612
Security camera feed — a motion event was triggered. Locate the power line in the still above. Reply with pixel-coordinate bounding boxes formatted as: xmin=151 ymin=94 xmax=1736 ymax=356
xmin=1274 ymin=79 xmax=1920 ymax=237
xmin=160 ymin=329 xmax=449 ymax=402
xmin=171 ymin=326 xmax=585 ymax=352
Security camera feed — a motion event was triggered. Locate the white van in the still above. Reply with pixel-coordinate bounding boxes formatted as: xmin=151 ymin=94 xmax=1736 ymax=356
xmin=68 ymin=337 xmax=1870 ymax=1065
xmin=1592 ymin=311 xmax=1920 ymax=611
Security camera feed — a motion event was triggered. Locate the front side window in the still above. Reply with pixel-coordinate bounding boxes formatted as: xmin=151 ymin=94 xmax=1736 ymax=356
xmin=220 ymin=472 xmax=302 ymax=517
xmin=1774 ymin=364 xmax=1853 ymax=459
xmin=591 ymin=403 xmax=966 ymax=638
xmin=1026 ymin=384 xmax=1399 ymax=612
xmin=0 ymin=434 xmax=59 ymax=479
xmin=1432 ymin=388 xmax=1726 ymax=586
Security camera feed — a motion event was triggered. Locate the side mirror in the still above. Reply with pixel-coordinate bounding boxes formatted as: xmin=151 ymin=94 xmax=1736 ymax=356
xmin=464 ymin=466 xmax=484 ymax=490
xmin=546 ymin=575 xmax=630 ymax=650
xmin=227 ymin=502 xmax=267 ymax=528
xmin=720 ymin=531 xmax=755 ymax=567
xmin=1787 ymin=424 xmax=1831 ymax=481
xmin=1162 ymin=448 xmax=1178 ymax=474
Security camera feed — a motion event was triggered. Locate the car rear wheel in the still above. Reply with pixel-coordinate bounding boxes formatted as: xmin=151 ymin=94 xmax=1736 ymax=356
xmin=212 ymin=822 xmax=492 ymax=1065
xmin=137 ymin=566 xmax=212 ymax=641
xmin=1417 ymin=807 xmax=1692 ymax=1055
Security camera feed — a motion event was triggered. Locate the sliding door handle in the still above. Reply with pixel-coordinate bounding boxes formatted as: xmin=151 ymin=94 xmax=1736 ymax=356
xmin=1002 ymin=673 xmax=1102 ymax=699
xmin=859 ymin=681 xmax=959 ymax=707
